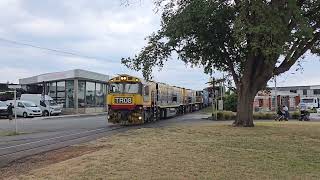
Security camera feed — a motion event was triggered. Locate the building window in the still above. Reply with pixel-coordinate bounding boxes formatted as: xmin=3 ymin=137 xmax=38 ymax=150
xmin=66 ymin=81 xmax=74 ymax=108
xmin=290 ymin=90 xmax=297 ymax=93
xmin=86 ymin=82 xmax=96 ymax=107
xmin=78 ymin=81 xmax=86 ymax=108
xmin=56 ymin=81 xmax=66 ymax=107
xmin=44 ymin=83 xmax=50 ymax=95
xmin=49 ymin=82 xmax=57 ymax=100
xmin=303 ymin=89 xmax=307 ymax=95
xmin=314 ymin=89 xmax=320 ymax=95
xmin=258 ymin=99 xmax=263 ymax=107
xmin=96 ymin=83 xmax=105 ymax=107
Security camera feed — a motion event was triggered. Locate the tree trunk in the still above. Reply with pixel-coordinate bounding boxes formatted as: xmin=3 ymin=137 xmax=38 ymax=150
xmin=231 ymin=52 xmax=276 ymax=127
xmin=233 ymin=83 xmax=256 ymax=127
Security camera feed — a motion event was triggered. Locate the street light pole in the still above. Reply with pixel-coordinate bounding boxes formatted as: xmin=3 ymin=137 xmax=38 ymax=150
xmin=8 ymin=84 xmax=21 ymax=134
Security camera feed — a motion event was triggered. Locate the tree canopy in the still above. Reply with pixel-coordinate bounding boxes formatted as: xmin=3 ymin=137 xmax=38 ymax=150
xmin=122 ymin=0 xmax=320 ymax=127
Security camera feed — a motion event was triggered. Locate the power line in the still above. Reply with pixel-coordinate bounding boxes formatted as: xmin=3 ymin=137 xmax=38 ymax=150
xmin=0 ymin=37 xmax=119 ymax=63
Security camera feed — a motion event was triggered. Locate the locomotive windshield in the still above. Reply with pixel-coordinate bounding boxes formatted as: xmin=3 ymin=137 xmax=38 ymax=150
xmin=109 ymin=83 xmax=141 ymax=94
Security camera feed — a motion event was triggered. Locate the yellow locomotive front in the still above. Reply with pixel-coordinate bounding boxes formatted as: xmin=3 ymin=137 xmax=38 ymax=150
xmin=107 ymin=74 xmax=145 ymax=125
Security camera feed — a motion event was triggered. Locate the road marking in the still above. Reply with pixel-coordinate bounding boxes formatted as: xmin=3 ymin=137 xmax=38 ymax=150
xmin=0 ymin=127 xmax=107 ymax=150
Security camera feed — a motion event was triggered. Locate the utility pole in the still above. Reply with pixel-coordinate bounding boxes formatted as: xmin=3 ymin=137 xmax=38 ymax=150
xmin=14 ymin=89 xmax=17 ymax=133
xmin=274 ymin=75 xmax=277 ymax=113
xmin=211 ymin=76 xmax=215 ymax=119
xmin=220 ymin=74 xmax=224 ymax=111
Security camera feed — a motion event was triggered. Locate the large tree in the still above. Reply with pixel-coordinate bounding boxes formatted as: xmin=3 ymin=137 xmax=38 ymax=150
xmin=122 ymin=0 xmax=320 ymax=127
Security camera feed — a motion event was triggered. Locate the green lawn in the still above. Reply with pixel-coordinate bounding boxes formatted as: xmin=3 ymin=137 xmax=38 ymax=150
xmin=0 ymin=131 xmax=21 ymax=137
xmin=16 ymin=121 xmax=320 ymax=180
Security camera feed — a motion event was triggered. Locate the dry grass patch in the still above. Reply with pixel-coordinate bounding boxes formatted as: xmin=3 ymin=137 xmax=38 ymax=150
xmin=1 ymin=145 xmax=106 ymax=180
xmin=13 ymin=121 xmax=320 ymax=180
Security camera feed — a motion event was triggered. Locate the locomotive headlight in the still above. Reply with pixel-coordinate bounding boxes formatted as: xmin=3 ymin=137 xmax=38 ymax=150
xmin=135 ymin=78 xmax=139 ymax=82
xmin=138 ymin=116 xmax=142 ymax=120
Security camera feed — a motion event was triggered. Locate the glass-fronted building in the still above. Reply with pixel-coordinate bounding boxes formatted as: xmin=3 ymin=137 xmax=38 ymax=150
xmin=19 ymin=69 xmax=109 ymax=114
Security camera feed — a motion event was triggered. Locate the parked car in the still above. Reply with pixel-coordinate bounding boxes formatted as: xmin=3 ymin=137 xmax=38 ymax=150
xmin=0 ymin=101 xmax=9 ymax=118
xmin=20 ymin=94 xmax=62 ymax=116
xmin=6 ymin=100 xmax=42 ymax=118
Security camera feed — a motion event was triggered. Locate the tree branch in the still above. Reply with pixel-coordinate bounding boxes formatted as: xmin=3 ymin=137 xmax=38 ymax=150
xmin=275 ymin=32 xmax=320 ymax=75
xmin=227 ymin=59 xmax=239 ymax=87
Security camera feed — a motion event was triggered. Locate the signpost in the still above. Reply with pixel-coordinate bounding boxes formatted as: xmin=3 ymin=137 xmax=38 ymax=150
xmin=8 ymin=84 xmax=22 ymax=133
xmin=207 ymin=76 xmax=225 ymax=120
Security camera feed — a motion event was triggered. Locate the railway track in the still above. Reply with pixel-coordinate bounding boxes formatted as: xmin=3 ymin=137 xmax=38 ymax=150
xmin=0 ymin=125 xmax=128 ymax=168
xmin=0 ymin=112 xmax=208 ymax=168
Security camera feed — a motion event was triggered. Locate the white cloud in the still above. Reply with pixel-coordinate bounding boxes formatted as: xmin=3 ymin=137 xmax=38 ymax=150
xmin=15 ymin=18 xmax=65 ymax=37
xmin=0 ymin=67 xmax=43 ymax=83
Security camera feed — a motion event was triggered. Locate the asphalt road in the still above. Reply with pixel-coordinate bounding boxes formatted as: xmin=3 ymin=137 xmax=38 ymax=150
xmin=0 ymin=112 xmax=210 ymax=168
xmin=0 ymin=115 xmax=109 ymax=134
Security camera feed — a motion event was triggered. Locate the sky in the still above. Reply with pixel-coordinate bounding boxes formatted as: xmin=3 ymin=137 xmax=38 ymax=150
xmin=0 ymin=0 xmax=319 ymax=89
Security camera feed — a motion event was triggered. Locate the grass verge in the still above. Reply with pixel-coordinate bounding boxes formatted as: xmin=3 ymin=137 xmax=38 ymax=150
xmin=14 ymin=121 xmax=320 ymax=180
xmin=0 ymin=131 xmax=22 ymax=137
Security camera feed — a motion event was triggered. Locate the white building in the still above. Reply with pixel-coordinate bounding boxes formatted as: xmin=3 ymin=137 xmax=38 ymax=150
xmin=19 ymin=69 xmax=109 ymax=114
xmin=270 ymin=85 xmax=320 ymax=98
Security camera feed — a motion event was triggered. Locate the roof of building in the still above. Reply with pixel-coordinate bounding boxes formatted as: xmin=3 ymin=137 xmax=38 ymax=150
xmin=19 ymin=69 xmax=109 ymax=84
xmin=270 ymin=85 xmax=320 ymax=91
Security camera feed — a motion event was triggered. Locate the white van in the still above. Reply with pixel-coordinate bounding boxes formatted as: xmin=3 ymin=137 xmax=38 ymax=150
xmin=20 ymin=94 xmax=62 ymax=116
xmin=6 ymin=100 xmax=42 ymax=118
xmin=299 ymin=97 xmax=320 ymax=110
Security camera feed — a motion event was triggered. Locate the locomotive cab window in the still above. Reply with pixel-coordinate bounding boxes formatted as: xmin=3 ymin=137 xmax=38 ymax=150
xmin=109 ymin=83 xmax=122 ymax=93
xmin=109 ymin=83 xmax=142 ymax=94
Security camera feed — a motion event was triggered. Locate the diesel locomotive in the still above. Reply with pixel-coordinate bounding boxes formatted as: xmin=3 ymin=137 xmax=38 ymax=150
xmin=107 ymin=74 xmax=206 ymax=125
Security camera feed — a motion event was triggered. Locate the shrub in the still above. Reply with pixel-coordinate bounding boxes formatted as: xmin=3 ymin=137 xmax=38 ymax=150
xmin=213 ymin=111 xmax=236 ymax=120
xmin=211 ymin=111 xmax=293 ymax=120
xmin=253 ymin=112 xmax=276 ymax=120
xmin=291 ymin=111 xmax=300 ymax=119
xmin=224 ymin=93 xmax=237 ymax=112
xmin=217 ymin=111 xmax=224 ymax=120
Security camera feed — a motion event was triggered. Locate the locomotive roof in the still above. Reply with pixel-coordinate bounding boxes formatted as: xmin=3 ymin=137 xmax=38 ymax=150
xmin=109 ymin=74 xmax=201 ymax=91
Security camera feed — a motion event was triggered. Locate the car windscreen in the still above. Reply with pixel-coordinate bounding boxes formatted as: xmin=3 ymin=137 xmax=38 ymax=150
xmin=302 ymin=99 xmax=314 ymax=103
xmin=0 ymin=102 xmax=6 ymax=107
xmin=24 ymin=102 xmax=38 ymax=107
xmin=46 ymin=100 xmax=57 ymax=106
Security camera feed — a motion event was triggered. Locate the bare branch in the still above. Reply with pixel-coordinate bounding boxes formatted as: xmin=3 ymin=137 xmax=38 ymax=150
xmin=275 ymin=32 xmax=320 ymax=75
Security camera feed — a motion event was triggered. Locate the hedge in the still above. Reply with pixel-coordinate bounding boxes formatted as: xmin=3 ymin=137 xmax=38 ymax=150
xmin=211 ymin=111 xmax=301 ymax=120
